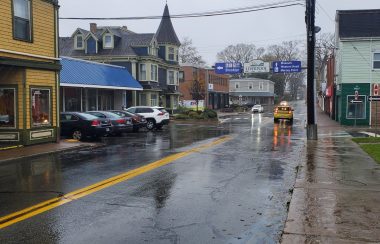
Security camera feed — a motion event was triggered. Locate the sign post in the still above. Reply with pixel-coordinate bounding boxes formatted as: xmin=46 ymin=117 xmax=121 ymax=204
xmin=272 ymin=61 xmax=302 ymax=73
xmin=214 ymin=62 xmax=242 ymax=74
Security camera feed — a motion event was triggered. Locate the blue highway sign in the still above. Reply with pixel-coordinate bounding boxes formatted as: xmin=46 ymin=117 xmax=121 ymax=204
xmin=272 ymin=61 xmax=302 ymax=73
xmin=215 ymin=62 xmax=242 ymax=74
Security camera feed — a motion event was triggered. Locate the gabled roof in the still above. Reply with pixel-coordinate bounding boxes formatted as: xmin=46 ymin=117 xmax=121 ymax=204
xmin=71 ymin=28 xmax=89 ymax=38
xmin=60 ymin=57 xmax=143 ymax=90
xmin=337 ymin=9 xmax=380 ymax=38
xmin=155 ymin=4 xmax=181 ymax=46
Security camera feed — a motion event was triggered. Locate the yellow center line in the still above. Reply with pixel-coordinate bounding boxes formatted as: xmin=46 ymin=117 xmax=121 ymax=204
xmin=0 ymin=136 xmax=232 ymax=229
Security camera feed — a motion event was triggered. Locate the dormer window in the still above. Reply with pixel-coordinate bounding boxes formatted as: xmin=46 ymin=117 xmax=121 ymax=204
xmin=75 ymin=34 xmax=84 ymax=50
xmin=103 ymin=34 xmax=113 ymax=49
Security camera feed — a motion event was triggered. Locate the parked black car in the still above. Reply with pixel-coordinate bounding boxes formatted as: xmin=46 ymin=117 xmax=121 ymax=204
xmin=86 ymin=111 xmax=133 ymax=135
xmin=109 ymin=110 xmax=147 ymax=132
xmin=60 ymin=112 xmax=112 ymax=140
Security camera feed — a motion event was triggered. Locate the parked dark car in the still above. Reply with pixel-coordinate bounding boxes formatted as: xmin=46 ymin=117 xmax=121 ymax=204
xmin=60 ymin=112 xmax=112 ymax=140
xmin=86 ymin=111 xmax=133 ymax=135
xmin=109 ymin=110 xmax=147 ymax=132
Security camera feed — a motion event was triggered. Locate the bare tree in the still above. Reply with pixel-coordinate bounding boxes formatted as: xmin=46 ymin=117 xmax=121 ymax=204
xmin=189 ymin=80 xmax=205 ymax=111
xmin=179 ymin=37 xmax=206 ymax=67
xmin=315 ymin=33 xmax=335 ymax=92
xmin=216 ymin=43 xmax=263 ymax=63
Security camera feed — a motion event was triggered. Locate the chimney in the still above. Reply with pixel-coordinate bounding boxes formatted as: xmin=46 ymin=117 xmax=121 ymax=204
xmin=90 ymin=23 xmax=97 ymax=33
xmin=121 ymin=26 xmax=128 ymax=32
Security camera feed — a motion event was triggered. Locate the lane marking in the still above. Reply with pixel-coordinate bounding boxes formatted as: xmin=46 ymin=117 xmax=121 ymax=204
xmin=0 ymin=136 xmax=232 ymax=229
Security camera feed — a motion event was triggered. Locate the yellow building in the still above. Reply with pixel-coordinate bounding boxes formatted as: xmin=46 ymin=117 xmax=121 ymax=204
xmin=0 ymin=0 xmax=60 ymax=146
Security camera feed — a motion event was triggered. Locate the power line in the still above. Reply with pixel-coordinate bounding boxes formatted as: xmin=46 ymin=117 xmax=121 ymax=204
xmin=59 ymin=1 xmax=304 ymax=20
xmin=316 ymin=2 xmax=334 ymax=22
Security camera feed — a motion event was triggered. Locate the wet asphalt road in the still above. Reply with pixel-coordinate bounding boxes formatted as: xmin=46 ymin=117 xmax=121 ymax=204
xmin=1 ymin=102 xmax=308 ymax=244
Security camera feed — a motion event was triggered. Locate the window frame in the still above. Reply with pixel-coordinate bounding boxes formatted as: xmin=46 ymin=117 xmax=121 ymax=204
xmin=346 ymin=95 xmax=366 ymax=119
xmin=168 ymin=47 xmax=175 ymax=61
xmin=150 ymin=64 xmax=158 ymax=82
xmin=139 ymin=63 xmax=147 ymax=81
xmin=103 ymin=33 xmax=114 ymax=49
xmin=235 ymin=83 xmax=239 ymax=89
xmin=249 ymin=83 xmax=253 ymax=90
xmin=30 ymin=87 xmax=52 ymax=128
xmin=75 ymin=34 xmax=84 ymax=50
xmin=373 ymin=52 xmax=380 ymax=70
xmin=167 ymin=70 xmax=175 ymax=85
xmin=0 ymin=87 xmax=17 ymax=129
xmin=12 ymin=0 xmax=33 ymax=42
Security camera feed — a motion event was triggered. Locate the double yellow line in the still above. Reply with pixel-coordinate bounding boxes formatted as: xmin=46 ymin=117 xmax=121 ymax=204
xmin=0 ymin=136 xmax=231 ymax=229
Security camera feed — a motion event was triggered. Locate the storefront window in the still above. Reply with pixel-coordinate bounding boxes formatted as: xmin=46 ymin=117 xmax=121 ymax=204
xmin=31 ymin=88 xmax=50 ymax=127
xmin=0 ymin=88 xmax=16 ymax=128
xmin=64 ymin=87 xmax=81 ymax=112
xmin=87 ymin=89 xmax=97 ymax=111
xmin=347 ymin=95 xmax=366 ymax=119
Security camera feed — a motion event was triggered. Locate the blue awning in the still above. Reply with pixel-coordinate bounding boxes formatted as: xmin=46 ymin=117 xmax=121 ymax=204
xmin=60 ymin=57 xmax=142 ymax=90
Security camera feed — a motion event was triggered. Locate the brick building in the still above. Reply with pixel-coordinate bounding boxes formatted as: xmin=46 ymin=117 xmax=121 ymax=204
xmin=179 ymin=66 xmax=229 ymax=110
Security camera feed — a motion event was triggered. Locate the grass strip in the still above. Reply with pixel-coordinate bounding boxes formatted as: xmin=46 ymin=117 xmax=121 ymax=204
xmin=359 ymin=144 xmax=380 ymax=164
xmin=352 ymin=137 xmax=380 ymax=144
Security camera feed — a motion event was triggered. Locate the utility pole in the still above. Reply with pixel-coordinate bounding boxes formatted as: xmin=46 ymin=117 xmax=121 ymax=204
xmin=306 ymin=0 xmax=318 ymax=140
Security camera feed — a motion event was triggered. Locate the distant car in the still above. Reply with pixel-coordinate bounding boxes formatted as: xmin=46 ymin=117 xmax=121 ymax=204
xmin=60 ymin=112 xmax=112 ymax=140
xmin=109 ymin=110 xmax=147 ymax=132
xmin=251 ymin=104 xmax=264 ymax=113
xmin=125 ymin=106 xmax=170 ymax=130
xmin=86 ymin=111 xmax=133 ymax=135
xmin=274 ymin=104 xmax=294 ymax=123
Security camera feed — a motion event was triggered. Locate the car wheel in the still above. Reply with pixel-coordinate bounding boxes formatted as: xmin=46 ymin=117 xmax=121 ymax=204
xmin=274 ymin=118 xmax=278 ymax=123
xmin=289 ymin=118 xmax=294 ymax=124
xmin=72 ymin=129 xmax=83 ymax=140
xmin=146 ymin=119 xmax=156 ymax=130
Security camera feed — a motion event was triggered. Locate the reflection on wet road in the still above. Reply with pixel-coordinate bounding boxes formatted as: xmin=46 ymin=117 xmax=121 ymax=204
xmin=1 ymin=102 xmax=308 ymax=243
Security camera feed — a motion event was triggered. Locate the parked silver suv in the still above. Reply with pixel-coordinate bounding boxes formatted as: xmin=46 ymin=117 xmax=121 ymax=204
xmin=125 ymin=106 xmax=170 ymax=130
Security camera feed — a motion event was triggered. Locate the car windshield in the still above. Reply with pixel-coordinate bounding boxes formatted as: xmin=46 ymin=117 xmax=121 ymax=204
xmin=254 ymin=105 xmax=261 ymax=108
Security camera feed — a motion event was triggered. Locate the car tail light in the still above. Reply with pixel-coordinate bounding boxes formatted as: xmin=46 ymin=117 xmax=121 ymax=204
xmin=116 ymin=119 xmax=126 ymax=124
xmin=158 ymin=112 xmax=165 ymax=116
xmin=274 ymin=109 xmax=278 ymax=113
xmin=91 ymin=120 xmax=100 ymax=126
xmin=288 ymin=111 xmax=292 ymax=114
xmin=132 ymin=116 xmax=139 ymax=122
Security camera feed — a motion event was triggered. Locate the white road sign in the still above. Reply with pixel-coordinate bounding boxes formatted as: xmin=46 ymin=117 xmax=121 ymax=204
xmin=244 ymin=60 xmax=270 ymax=73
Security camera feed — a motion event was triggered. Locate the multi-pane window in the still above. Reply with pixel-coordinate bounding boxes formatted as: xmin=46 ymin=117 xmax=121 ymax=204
xmin=168 ymin=71 xmax=175 ymax=85
xmin=31 ymin=89 xmax=51 ymax=127
xmin=75 ymin=35 xmax=84 ymax=49
xmin=104 ymin=34 xmax=113 ymax=48
xmin=151 ymin=64 xmax=158 ymax=81
xmin=168 ymin=47 xmax=175 ymax=61
xmin=374 ymin=53 xmax=380 ymax=69
xmin=0 ymin=88 xmax=16 ymax=128
xmin=235 ymin=83 xmax=239 ymax=89
xmin=139 ymin=64 xmax=147 ymax=80
xmin=150 ymin=94 xmax=158 ymax=106
xmin=13 ymin=0 xmax=31 ymax=41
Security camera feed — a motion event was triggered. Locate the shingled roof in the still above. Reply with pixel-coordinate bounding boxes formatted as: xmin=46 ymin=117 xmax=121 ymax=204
xmin=155 ymin=4 xmax=181 ymax=46
xmin=60 ymin=31 xmax=156 ymax=57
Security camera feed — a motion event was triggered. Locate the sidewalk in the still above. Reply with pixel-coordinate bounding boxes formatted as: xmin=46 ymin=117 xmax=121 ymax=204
xmin=282 ymin=108 xmax=380 ymax=243
xmin=0 ymin=140 xmax=100 ymax=163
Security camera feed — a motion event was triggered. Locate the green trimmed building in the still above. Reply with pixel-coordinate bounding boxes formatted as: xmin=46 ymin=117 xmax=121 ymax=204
xmin=335 ymin=9 xmax=380 ymax=126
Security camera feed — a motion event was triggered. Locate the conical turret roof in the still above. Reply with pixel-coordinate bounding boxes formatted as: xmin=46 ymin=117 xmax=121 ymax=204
xmin=156 ymin=4 xmax=181 ymax=46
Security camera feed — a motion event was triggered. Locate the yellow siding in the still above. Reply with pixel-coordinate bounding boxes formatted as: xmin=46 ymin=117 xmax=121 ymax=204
xmin=0 ymin=68 xmax=24 ymax=129
xmin=0 ymin=0 xmax=56 ymax=61
xmin=26 ymin=69 xmax=57 ymax=128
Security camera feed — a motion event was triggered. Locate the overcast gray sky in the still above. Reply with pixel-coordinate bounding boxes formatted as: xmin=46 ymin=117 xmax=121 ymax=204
xmin=59 ymin=0 xmax=380 ymax=65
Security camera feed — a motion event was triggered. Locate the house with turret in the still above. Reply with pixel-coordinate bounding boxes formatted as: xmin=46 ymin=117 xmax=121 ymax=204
xmin=60 ymin=4 xmax=181 ymax=112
